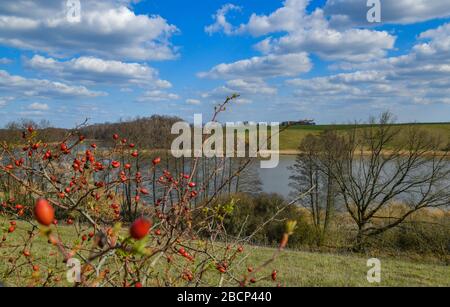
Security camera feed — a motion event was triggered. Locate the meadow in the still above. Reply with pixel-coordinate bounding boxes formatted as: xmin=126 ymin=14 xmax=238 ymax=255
xmin=1 ymin=218 xmax=449 ymax=287
xmin=279 ymin=122 xmax=450 ymax=151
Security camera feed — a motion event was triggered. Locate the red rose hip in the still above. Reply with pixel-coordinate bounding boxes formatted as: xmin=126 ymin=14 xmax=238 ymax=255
xmin=34 ymin=199 xmax=55 ymax=226
xmin=129 ymin=218 xmax=152 ymax=240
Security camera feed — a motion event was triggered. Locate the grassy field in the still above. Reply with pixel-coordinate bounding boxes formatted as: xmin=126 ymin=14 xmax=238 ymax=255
xmin=1 ymin=218 xmax=449 ymax=287
xmin=279 ymin=122 xmax=450 ymax=151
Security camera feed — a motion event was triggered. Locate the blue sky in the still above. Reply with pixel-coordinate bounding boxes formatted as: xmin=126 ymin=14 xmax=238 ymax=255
xmin=0 ymin=0 xmax=450 ymax=127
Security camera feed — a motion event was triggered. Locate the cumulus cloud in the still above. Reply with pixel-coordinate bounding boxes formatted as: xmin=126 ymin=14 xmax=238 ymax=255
xmin=0 ymin=69 xmax=105 ymax=99
xmin=205 ymin=0 xmax=395 ymax=62
xmin=0 ymin=0 xmax=178 ymax=61
xmin=325 ymin=0 xmax=450 ymax=27
xmin=198 ymin=53 xmax=311 ymax=79
xmin=28 ymin=102 xmax=49 ymax=111
xmin=200 ymin=78 xmax=277 ymax=107
xmin=0 ymin=96 xmax=14 ymax=107
xmin=286 ymin=22 xmax=450 ymax=108
xmin=186 ymin=98 xmax=201 ymax=105
xmin=0 ymin=57 xmax=12 ymax=64
xmin=255 ymin=23 xmax=395 ymax=62
xmin=225 ymin=79 xmax=277 ymax=95
xmin=239 ymin=0 xmax=309 ymax=36
xmin=25 ymin=55 xmax=172 ymax=88
xmin=137 ymin=90 xmax=180 ymax=102
xmin=205 ymin=4 xmax=241 ymax=35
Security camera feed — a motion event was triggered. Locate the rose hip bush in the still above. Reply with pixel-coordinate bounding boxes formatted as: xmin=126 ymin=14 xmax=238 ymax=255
xmin=0 ymin=98 xmax=295 ymax=287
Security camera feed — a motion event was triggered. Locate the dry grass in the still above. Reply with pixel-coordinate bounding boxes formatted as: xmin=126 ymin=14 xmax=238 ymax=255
xmin=1 ymin=217 xmax=448 ymax=287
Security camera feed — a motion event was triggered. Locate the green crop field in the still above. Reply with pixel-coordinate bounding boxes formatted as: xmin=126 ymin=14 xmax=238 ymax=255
xmin=279 ymin=123 xmax=450 ymax=151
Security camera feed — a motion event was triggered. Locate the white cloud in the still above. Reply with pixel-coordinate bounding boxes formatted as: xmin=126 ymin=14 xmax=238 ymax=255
xmin=205 ymin=4 xmax=241 ymax=35
xmin=0 ymin=70 xmax=105 ymax=99
xmin=26 ymin=55 xmax=172 ymax=88
xmin=225 ymin=78 xmax=277 ymax=95
xmin=206 ymin=0 xmax=395 ymax=62
xmin=137 ymin=90 xmax=180 ymax=102
xmin=18 ymin=110 xmax=45 ymax=117
xmin=0 ymin=96 xmax=14 ymax=107
xmin=198 ymin=53 xmax=311 ymax=79
xmin=286 ymin=23 xmax=450 ymax=109
xmin=0 ymin=57 xmax=12 ymax=64
xmin=415 ymin=23 xmax=450 ymax=60
xmin=186 ymin=98 xmax=201 ymax=105
xmin=325 ymin=0 xmax=450 ymax=26
xmin=255 ymin=23 xmax=395 ymax=62
xmin=234 ymin=98 xmax=253 ymax=105
xmin=239 ymin=0 xmax=309 ymax=36
xmin=0 ymin=0 xmax=178 ymax=61
xmin=28 ymin=102 xmax=49 ymax=111
xmin=201 ymin=78 xmax=276 ymax=107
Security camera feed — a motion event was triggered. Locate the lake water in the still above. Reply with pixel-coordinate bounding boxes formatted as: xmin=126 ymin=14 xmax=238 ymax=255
xmin=257 ymin=155 xmax=296 ymax=199
xmin=257 ymin=155 xmax=450 ymax=201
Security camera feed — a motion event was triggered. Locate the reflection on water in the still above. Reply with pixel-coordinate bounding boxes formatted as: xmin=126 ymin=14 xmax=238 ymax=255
xmin=257 ymin=155 xmax=450 ymax=201
xmin=257 ymin=155 xmax=296 ymax=199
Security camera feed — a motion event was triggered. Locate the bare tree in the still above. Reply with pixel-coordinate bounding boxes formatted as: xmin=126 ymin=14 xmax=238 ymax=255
xmin=289 ymin=132 xmax=339 ymax=246
xmin=330 ymin=112 xmax=450 ymax=249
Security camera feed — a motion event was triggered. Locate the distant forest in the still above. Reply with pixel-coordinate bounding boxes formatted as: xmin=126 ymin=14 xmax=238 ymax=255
xmin=0 ymin=115 xmax=181 ymax=149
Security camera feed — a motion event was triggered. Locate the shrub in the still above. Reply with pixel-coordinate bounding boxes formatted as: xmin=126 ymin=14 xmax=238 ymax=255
xmin=0 ymin=97 xmax=294 ymax=287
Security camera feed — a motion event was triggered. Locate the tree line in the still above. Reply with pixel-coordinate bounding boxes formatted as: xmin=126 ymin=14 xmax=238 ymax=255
xmin=1 ymin=115 xmax=182 ymax=149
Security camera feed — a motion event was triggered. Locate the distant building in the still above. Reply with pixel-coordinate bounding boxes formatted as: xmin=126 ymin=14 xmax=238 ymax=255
xmin=281 ymin=119 xmax=316 ymax=126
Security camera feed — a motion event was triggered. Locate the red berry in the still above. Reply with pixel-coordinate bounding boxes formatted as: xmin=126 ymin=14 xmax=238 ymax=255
xmin=111 ymin=161 xmax=120 ymax=168
xmin=271 ymin=270 xmax=277 ymax=281
xmin=129 ymin=218 xmax=152 ymax=240
xmin=34 ymin=199 xmax=55 ymax=226
xmin=113 ymin=134 xmax=119 ymax=140
xmin=152 ymin=157 xmax=161 ymax=165
xmin=135 ymin=282 xmax=143 ymax=288
xmin=188 ymin=182 xmax=196 ymax=188
xmin=140 ymin=188 xmax=149 ymax=195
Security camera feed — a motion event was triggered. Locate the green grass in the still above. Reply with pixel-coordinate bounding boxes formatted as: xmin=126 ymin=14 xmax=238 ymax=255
xmin=1 ymin=218 xmax=449 ymax=287
xmin=279 ymin=123 xmax=450 ymax=151
xmin=245 ymin=247 xmax=449 ymax=287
